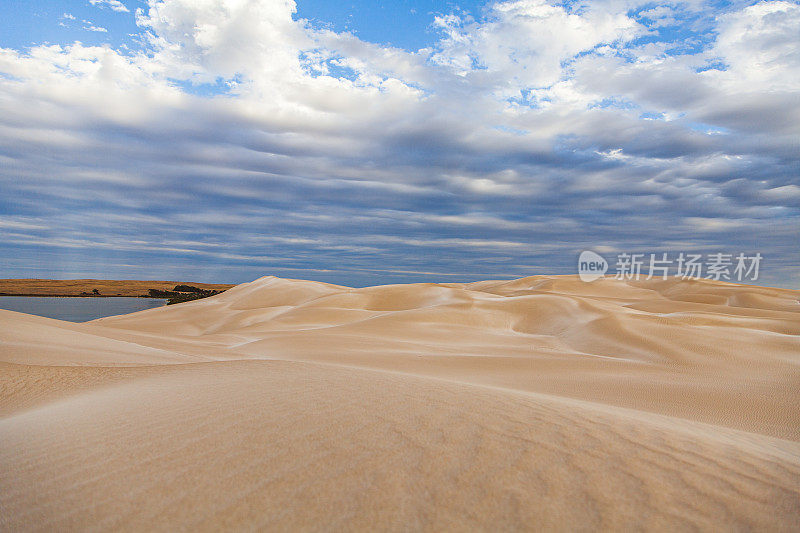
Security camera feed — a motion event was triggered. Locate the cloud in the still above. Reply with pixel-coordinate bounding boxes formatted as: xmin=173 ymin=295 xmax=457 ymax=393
xmin=711 ymin=1 xmax=800 ymax=90
xmin=89 ymin=0 xmax=130 ymax=13
xmin=0 ymin=0 xmax=797 ymax=287
xmin=430 ymin=0 xmax=643 ymax=92
xmin=83 ymin=23 xmax=109 ymax=32
xmin=135 ymin=0 xmax=310 ymax=84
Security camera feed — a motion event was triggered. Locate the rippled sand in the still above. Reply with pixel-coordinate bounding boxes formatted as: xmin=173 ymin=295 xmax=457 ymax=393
xmin=1 ymin=275 xmax=799 ymax=530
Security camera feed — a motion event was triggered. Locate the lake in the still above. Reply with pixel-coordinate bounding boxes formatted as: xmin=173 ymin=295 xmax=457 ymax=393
xmin=0 ymin=296 xmax=168 ymax=322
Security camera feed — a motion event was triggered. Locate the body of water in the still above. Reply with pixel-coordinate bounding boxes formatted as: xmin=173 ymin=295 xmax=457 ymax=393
xmin=0 ymin=296 xmax=167 ymax=322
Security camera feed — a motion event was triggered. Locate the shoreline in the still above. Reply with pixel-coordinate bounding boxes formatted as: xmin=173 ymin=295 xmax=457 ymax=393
xmin=0 ymin=279 xmax=236 ymax=298
xmin=0 ymin=293 xmax=168 ymax=298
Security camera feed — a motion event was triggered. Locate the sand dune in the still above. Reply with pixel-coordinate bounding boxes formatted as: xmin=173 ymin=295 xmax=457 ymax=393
xmin=1 ymin=275 xmax=799 ymax=530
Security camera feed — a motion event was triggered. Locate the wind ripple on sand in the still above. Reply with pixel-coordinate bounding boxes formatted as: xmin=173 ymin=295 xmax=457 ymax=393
xmin=1 ymin=361 xmax=799 ymax=531
xmin=1 ymin=275 xmax=799 ymax=530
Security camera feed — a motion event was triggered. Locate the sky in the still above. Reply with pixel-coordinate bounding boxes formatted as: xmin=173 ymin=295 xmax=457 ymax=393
xmin=0 ymin=0 xmax=798 ymax=287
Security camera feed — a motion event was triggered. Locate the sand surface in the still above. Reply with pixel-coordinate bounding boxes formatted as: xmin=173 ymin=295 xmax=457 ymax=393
xmin=1 ymin=275 xmax=799 ymax=531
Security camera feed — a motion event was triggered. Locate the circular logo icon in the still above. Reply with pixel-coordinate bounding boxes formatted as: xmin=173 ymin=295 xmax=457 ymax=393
xmin=578 ymin=250 xmax=608 ymax=282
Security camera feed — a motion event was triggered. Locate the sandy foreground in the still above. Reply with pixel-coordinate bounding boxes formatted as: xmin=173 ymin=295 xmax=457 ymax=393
xmin=1 ymin=275 xmax=799 ymax=531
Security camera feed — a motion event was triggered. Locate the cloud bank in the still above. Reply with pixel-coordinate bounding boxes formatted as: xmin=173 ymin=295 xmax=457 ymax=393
xmin=0 ymin=0 xmax=798 ymax=286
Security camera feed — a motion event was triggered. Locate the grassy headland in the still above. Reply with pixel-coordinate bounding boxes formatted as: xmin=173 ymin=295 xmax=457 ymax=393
xmin=0 ymin=279 xmax=235 ymax=300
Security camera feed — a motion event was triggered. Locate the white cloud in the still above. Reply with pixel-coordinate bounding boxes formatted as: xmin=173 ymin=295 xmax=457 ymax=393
xmin=709 ymin=1 xmax=800 ymax=91
xmin=89 ymin=0 xmax=129 ymax=13
xmin=637 ymin=5 xmax=679 ymax=27
xmin=135 ymin=0 xmax=310 ymax=85
xmin=83 ymin=24 xmax=109 ymax=32
xmin=430 ymin=0 xmax=643 ymax=93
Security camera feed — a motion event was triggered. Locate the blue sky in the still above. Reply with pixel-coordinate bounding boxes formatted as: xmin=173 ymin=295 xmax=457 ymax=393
xmin=0 ymin=0 xmax=798 ymax=287
xmin=2 ymin=1 xmax=140 ymax=50
xmin=2 ymin=1 xmax=488 ymax=55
